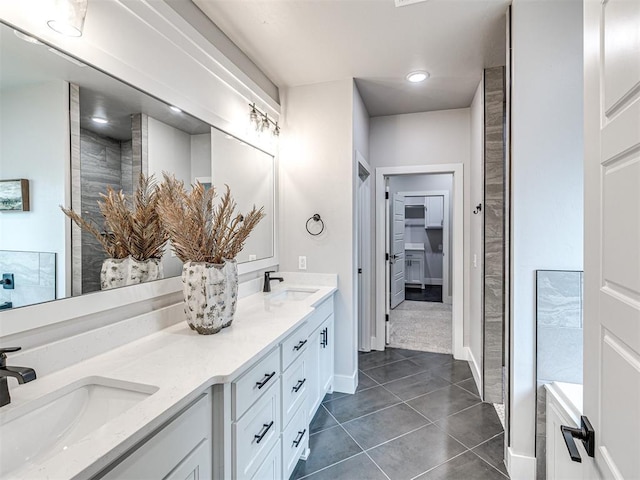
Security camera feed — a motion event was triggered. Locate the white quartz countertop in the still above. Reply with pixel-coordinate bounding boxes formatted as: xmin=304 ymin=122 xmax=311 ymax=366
xmin=1 ymin=283 xmax=336 ymax=480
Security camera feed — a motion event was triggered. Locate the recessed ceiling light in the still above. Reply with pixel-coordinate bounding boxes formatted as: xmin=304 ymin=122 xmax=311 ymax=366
xmin=91 ymin=117 xmax=108 ymax=124
xmin=406 ymin=71 xmax=430 ymax=83
xmin=170 ymin=106 xmax=182 ymax=113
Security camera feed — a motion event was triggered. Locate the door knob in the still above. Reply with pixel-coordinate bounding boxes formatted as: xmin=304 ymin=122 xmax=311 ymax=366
xmin=560 ymin=416 xmax=595 ymax=463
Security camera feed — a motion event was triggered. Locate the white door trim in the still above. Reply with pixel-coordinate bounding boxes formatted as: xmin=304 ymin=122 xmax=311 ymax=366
xmin=374 ymin=164 xmax=464 ymax=359
xmin=356 ymin=151 xmax=373 ymax=352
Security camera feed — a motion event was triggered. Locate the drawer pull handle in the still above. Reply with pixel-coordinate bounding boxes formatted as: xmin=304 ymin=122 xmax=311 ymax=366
xmin=254 ymin=421 xmax=274 ymax=444
xmin=256 ymin=371 xmax=276 ymax=390
xmin=293 ymin=429 xmax=307 ymax=447
xmin=293 ymin=339 xmax=307 ymax=351
xmin=292 ymin=378 xmax=306 ymax=392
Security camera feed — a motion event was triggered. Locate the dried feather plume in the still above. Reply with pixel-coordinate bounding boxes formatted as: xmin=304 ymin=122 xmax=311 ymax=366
xmin=156 ymin=173 xmax=265 ymax=264
xmin=60 ymin=173 xmax=169 ymax=260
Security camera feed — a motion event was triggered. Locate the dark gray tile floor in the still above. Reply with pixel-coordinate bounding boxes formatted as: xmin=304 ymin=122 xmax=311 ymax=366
xmin=292 ymin=348 xmax=508 ymax=480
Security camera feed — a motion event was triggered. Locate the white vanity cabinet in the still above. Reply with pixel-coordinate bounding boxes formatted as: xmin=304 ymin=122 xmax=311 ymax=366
xmin=306 ymin=297 xmax=335 ymax=422
xmin=98 ymin=392 xmax=212 ymax=480
xmin=215 ymin=294 xmax=335 ymax=480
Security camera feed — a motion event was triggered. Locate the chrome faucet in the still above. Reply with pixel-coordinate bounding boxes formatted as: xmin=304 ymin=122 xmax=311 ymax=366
xmin=263 ymin=271 xmax=284 ymax=293
xmin=0 ymin=347 xmax=36 ymax=407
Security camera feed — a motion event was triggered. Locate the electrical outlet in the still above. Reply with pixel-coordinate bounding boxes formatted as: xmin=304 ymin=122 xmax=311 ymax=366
xmin=298 ymin=256 xmax=307 ymax=270
xmin=249 ymin=254 xmax=257 ymax=261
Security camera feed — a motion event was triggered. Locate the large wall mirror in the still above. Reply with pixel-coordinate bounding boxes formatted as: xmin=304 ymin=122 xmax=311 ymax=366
xmin=0 ymin=22 xmax=275 ymax=311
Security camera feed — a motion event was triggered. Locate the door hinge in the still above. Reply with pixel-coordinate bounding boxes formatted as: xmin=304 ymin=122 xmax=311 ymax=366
xmin=358 ymin=268 xmax=362 ymax=274
xmin=385 ymin=192 xmax=389 ymax=200
xmin=385 ymin=253 xmax=389 ymax=261
xmin=385 ymin=314 xmax=389 ymax=322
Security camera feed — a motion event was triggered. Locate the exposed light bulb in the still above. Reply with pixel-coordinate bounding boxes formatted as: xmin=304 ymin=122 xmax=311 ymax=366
xmin=91 ymin=117 xmax=108 ymax=124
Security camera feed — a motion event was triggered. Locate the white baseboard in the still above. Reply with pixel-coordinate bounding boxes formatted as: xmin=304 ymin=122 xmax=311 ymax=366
xmin=507 ymin=447 xmax=536 ymax=480
xmin=333 ymin=371 xmax=357 ymax=394
xmin=466 ymin=347 xmax=482 ymax=399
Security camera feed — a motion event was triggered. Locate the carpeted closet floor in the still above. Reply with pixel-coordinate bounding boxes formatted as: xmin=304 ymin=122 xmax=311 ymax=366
xmin=388 ymin=300 xmax=453 ymax=354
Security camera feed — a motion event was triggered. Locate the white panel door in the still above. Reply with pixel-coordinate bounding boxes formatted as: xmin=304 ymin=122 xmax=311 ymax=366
xmin=583 ymin=1 xmax=640 ymax=478
xmin=390 ymin=193 xmax=405 ymax=309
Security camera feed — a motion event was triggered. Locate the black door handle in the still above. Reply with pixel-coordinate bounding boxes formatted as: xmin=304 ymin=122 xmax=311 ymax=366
xmin=293 ymin=339 xmax=307 ymax=351
xmin=560 ymin=416 xmax=595 ymax=463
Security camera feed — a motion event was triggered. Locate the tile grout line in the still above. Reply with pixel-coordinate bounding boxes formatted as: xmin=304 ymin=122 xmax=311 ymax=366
xmin=408 ymin=450 xmax=471 ymax=480
xmin=469 ymin=447 xmax=510 ymax=479
xmin=336 ymin=420 xmax=392 ymax=480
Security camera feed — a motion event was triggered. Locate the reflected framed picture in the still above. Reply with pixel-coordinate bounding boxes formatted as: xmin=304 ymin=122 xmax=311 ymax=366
xmin=195 ymin=176 xmax=212 ymax=191
xmin=0 ymin=179 xmax=30 ymax=211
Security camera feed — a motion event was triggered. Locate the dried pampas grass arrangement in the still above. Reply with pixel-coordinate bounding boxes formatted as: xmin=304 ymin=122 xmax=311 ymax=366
xmin=156 ymin=173 xmax=265 ymax=264
xmin=61 ymin=173 xmax=169 ymax=261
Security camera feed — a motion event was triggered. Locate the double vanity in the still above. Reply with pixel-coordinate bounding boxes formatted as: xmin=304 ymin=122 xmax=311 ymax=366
xmin=0 ymin=276 xmax=337 ymax=480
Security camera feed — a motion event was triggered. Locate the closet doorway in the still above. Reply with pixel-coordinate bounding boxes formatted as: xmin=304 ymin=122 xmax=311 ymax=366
xmin=375 ymin=164 xmax=464 ymax=359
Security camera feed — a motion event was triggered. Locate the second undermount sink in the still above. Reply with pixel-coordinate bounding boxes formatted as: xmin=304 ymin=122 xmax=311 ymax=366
xmin=269 ymin=287 xmax=319 ymax=302
xmin=0 ymin=376 xmax=158 ymax=478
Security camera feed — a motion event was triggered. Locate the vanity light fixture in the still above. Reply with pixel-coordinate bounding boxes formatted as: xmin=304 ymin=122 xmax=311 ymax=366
xmin=91 ymin=117 xmax=108 ymax=125
xmin=47 ymin=0 xmax=89 ymax=37
xmin=170 ymin=106 xmax=182 ymax=113
xmin=406 ymin=71 xmax=430 ymax=83
xmin=248 ymin=103 xmax=280 ymax=137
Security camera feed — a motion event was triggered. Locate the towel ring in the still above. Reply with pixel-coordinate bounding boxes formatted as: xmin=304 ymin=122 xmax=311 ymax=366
xmin=306 ymin=214 xmax=325 ymax=236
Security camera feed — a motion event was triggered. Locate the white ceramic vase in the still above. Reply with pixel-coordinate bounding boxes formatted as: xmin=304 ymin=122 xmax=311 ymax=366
xmin=182 ymin=259 xmax=238 ymax=335
xmin=100 ymin=257 xmax=163 ymax=290
xmin=222 ymin=258 xmax=238 ymax=328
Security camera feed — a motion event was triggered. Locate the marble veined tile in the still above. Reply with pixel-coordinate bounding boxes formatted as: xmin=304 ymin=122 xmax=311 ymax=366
xmin=39 ymin=252 xmax=56 ymax=287
xmin=537 ymin=325 xmax=583 ymax=384
xmin=537 ymin=270 xmax=582 ymax=328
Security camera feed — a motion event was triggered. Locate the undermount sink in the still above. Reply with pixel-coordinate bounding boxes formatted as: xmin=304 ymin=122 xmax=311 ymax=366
xmin=269 ymin=288 xmax=318 ymax=302
xmin=0 ymin=376 xmax=158 ymax=477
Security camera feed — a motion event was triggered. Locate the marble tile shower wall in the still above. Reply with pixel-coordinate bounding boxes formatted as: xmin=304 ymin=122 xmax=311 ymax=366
xmin=535 ymin=269 xmax=583 ymax=479
xmin=0 ymin=250 xmax=56 ymax=308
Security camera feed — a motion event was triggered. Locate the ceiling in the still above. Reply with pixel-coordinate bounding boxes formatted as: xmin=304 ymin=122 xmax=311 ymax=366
xmin=193 ymin=0 xmax=509 ymax=117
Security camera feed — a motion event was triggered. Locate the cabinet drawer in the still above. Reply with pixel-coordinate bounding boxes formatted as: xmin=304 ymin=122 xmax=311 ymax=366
xmin=281 ymin=352 xmax=308 ymax=428
xmin=282 ymin=404 xmax=308 ymax=480
xmin=281 ymin=322 xmax=308 ymax=371
xmin=251 ymin=438 xmax=282 ymax=480
xmin=307 ymin=297 xmax=333 ymax=333
xmin=232 ymin=347 xmax=280 ymax=420
xmin=233 ymin=380 xmax=281 ymax=480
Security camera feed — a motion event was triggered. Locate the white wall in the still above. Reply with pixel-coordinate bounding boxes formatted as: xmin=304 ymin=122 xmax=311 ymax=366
xmin=509 ymin=0 xmax=584 ymax=474
xmin=0 ymin=81 xmax=69 ymax=299
xmin=370 ymin=108 xmax=473 ymax=352
xmin=469 ymin=79 xmax=484 ymax=385
xmin=148 ymin=116 xmax=192 ymax=278
xmin=190 ymin=133 xmax=212 ymax=182
xmin=279 ymin=79 xmax=357 ymax=392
